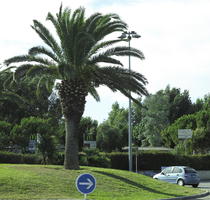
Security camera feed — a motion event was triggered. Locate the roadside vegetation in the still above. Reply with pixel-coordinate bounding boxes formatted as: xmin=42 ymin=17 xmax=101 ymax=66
xmin=0 ymin=164 xmax=203 ymax=200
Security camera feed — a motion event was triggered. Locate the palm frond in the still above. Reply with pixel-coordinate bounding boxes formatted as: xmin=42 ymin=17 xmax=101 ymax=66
xmin=28 ymin=46 xmax=59 ymax=62
xmin=4 ymin=55 xmax=55 ymax=66
xmin=88 ymin=39 xmax=122 ymax=58
xmin=0 ymin=91 xmax=29 ymax=107
xmin=92 ymin=66 xmax=148 ymax=98
xmin=26 ymin=65 xmax=59 ymax=78
xmin=86 ymin=13 xmax=102 ymax=32
xmin=13 ymin=64 xmax=34 ymax=81
xmin=88 ymin=55 xmax=123 ymax=66
xmin=103 ymin=46 xmax=145 ymax=59
xmin=36 ymin=75 xmax=55 ymax=98
xmin=88 ymin=86 xmax=100 ymax=102
xmin=3 ymin=72 xmax=14 ymax=89
xmin=32 ymin=20 xmax=62 ymax=59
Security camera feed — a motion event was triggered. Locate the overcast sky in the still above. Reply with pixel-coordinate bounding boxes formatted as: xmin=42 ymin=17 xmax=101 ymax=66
xmin=0 ymin=0 xmax=210 ymax=123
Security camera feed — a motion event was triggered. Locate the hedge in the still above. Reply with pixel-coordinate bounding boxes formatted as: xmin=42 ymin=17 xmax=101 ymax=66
xmin=0 ymin=151 xmax=42 ymax=164
xmin=107 ymin=152 xmax=210 ymax=171
xmin=1 ymin=151 xmax=210 ymax=170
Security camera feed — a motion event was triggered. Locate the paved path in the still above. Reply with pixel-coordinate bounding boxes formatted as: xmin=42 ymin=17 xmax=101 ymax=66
xmin=188 ymin=180 xmax=210 ymax=200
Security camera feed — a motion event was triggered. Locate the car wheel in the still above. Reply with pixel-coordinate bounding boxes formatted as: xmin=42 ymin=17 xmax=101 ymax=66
xmin=177 ymin=179 xmax=184 ymax=186
xmin=192 ymin=184 xmax=198 ymax=188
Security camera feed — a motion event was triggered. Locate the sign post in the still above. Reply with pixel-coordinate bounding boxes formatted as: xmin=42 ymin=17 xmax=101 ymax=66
xmin=76 ymin=173 xmax=96 ymax=200
xmin=178 ymin=129 xmax=192 ymax=154
xmin=178 ymin=129 xmax=192 ymax=139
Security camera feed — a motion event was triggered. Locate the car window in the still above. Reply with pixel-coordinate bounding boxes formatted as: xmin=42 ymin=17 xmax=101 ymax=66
xmin=184 ymin=168 xmax=197 ymax=174
xmin=162 ymin=167 xmax=172 ymax=174
xmin=172 ymin=167 xmax=182 ymax=173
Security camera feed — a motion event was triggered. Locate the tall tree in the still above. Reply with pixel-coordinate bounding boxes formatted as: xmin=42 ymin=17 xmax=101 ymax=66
xmin=4 ymin=6 xmax=148 ymax=169
xmin=140 ymin=91 xmax=170 ymax=146
xmin=164 ymin=85 xmax=193 ymax=123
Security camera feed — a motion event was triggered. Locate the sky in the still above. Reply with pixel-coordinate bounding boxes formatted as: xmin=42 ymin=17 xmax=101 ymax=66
xmin=0 ymin=0 xmax=210 ymax=123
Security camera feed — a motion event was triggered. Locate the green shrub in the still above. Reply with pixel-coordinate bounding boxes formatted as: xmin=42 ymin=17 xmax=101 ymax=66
xmin=83 ymin=148 xmax=111 ymax=168
xmin=0 ymin=151 xmax=22 ymax=164
xmin=107 ymin=152 xmax=128 ymax=170
xmin=106 ymin=152 xmax=210 ymax=170
xmin=79 ymin=152 xmax=88 ymax=166
xmin=22 ymin=154 xmax=42 ymax=164
xmin=0 ymin=151 xmax=41 ymax=164
xmin=87 ymin=153 xmax=111 ymax=168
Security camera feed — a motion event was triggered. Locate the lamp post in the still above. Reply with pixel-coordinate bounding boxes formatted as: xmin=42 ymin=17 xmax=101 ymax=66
xmin=119 ymin=31 xmax=141 ymax=172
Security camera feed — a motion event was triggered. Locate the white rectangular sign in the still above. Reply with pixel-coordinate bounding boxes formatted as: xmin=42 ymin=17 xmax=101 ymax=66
xmin=178 ymin=129 xmax=192 ymax=139
xmin=84 ymin=141 xmax=96 ymax=148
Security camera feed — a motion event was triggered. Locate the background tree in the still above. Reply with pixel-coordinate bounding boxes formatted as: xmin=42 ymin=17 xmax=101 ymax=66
xmin=161 ymin=108 xmax=210 ymax=153
xmin=139 ymin=91 xmax=170 ymax=146
xmin=132 ymin=98 xmax=144 ymax=146
xmin=97 ymin=121 xmax=121 ymax=152
xmin=4 ymin=6 xmax=148 ymax=169
xmin=10 ymin=116 xmax=56 ymax=161
xmin=0 ymin=121 xmax=12 ymax=150
xmin=95 ymin=102 xmax=128 ymax=152
xmin=79 ymin=117 xmax=98 ymax=150
xmin=0 ymin=69 xmax=57 ymax=124
xmin=164 ymin=85 xmax=193 ymax=123
xmin=107 ymin=102 xmax=128 ymax=147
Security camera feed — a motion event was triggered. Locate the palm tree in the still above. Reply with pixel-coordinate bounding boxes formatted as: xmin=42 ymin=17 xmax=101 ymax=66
xmin=4 ymin=5 xmax=148 ymax=169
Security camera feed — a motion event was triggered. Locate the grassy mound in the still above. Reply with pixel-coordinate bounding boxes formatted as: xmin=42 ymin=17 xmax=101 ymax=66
xmin=0 ymin=164 xmax=202 ymax=200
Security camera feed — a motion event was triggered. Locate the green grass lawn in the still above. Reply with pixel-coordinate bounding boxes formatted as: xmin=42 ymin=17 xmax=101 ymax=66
xmin=0 ymin=164 xmax=203 ymax=200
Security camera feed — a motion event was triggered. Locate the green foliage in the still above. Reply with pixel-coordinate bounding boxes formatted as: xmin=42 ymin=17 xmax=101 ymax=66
xmin=0 ymin=121 xmax=12 ymax=149
xmin=79 ymin=117 xmax=98 ymax=150
xmin=138 ymin=91 xmax=170 ymax=146
xmin=107 ymin=152 xmax=210 ymax=170
xmin=96 ymin=102 xmax=128 ymax=152
xmin=161 ymin=114 xmax=196 ymax=148
xmin=161 ymin=109 xmax=210 ymax=153
xmin=83 ymin=148 xmax=111 ymax=168
xmin=52 ymin=150 xmax=111 ymax=168
xmin=107 ymin=152 xmax=128 ymax=170
xmin=0 ymin=70 xmax=59 ymax=124
xmin=10 ymin=116 xmax=57 ymax=163
xmin=0 ymin=151 xmax=41 ymax=164
xmin=97 ymin=122 xmax=122 ymax=152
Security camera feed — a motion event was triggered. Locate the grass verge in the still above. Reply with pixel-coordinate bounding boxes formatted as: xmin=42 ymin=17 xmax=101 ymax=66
xmin=0 ymin=164 xmax=203 ymax=200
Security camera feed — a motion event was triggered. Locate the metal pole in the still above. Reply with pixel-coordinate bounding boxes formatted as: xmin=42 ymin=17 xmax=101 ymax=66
xmin=128 ymin=35 xmax=132 ymax=172
xmin=119 ymin=31 xmax=140 ymax=172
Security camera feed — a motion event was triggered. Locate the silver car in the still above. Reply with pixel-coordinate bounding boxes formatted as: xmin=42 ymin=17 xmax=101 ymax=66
xmin=153 ymin=166 xmax=200 ymax=187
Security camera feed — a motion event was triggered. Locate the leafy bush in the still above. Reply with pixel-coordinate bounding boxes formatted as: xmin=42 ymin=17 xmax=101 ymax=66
xmin=107 ymin=152 xmax=128 ymax=170
xmin=0 ymin=121 xmax=12 ymax=149
xmin=106 ymin=152 xmax=210 ymax=170
xmin=52 ymin=150 xmax=110 ymax=168
xmin=83 ymin=148 xmax=111 ymax=168
xmin=22 ymin=154 xmax=42 ymax=164
xmin=0 ymin=151 xmax=22 ymax=164
xmin=0 ymin=151 xmax=41 ymax=164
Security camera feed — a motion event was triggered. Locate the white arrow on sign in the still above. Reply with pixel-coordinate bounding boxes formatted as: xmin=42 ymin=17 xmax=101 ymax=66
xmin=79 ymin=178 xmax=93 ymax=189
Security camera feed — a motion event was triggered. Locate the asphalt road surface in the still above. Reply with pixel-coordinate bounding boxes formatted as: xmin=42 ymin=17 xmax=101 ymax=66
xmin=188 ymin=180 xmax=210 ymax=200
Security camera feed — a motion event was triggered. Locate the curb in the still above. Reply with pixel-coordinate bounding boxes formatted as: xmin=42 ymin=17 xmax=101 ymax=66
xmin=157 ymin=191 xmax=210 ymax=200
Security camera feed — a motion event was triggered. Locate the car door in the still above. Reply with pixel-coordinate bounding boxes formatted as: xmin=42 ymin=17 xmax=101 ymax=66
xmin=170 ymin=167 xmax=183 ymax=184
xmin=159 ymin=167 xmax=173 ymax=183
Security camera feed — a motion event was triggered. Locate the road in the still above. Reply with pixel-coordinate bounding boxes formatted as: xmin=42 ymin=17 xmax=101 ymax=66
xmin=188 ymin=180 xmax=210 ymax=200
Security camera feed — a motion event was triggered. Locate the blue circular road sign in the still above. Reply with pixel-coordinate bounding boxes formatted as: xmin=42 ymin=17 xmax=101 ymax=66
xmin=76 ymin=173 xmax=96 ymax=194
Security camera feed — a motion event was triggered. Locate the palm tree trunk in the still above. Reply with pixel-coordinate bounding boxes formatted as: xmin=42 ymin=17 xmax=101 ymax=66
xmin=64 ymin=116 xmax=80 ymax=170
xmin=59 ymin=80 xmax=87 ymax=170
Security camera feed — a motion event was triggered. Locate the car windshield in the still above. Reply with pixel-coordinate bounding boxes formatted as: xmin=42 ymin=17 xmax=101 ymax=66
xmin=184 ymin=168 xmax=197 ymax=174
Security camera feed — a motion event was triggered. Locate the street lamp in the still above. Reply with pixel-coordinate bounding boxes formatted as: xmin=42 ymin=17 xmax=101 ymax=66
xmin=119 ymin=31 xmax=141 ymax=172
